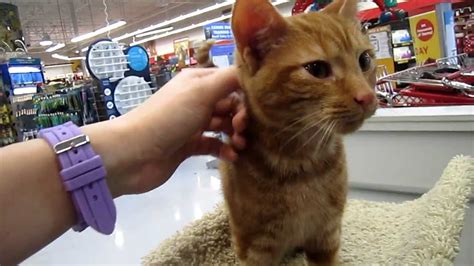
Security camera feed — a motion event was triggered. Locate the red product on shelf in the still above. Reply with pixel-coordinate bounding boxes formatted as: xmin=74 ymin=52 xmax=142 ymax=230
xmin=464 ymin=34 xmax=474 ymax=55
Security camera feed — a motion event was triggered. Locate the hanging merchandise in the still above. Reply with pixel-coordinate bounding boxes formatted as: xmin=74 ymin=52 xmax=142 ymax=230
xmin=454 ymin=7 xmax=474 ymax=56
xmin=10 ymin=93 xmax=36 ymax=141
xmin=86 ymin=39 xmax=155 ymax=120
xmin=32 ymin=86 xmax=99 ymax=130
xmin=0 ymin=99 xmax=16 ymax=147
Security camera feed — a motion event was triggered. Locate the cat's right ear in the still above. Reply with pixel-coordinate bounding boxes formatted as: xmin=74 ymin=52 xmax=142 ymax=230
xmin=232 ymin=0 xmax=287 ymax=74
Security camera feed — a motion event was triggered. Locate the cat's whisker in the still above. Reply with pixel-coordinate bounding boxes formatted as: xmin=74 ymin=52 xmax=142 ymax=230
xmin=296 ymin=119 xmax=331 ymax=153
xmin=312 ymin=121 xmax=331 ymax=154
xmin=314 ymin=120 xmax=337 ymax=155
xmin=281 ymin=117 xmax=329 ymax=150
xmin=274 ymin=112 xmax=314 ymax=137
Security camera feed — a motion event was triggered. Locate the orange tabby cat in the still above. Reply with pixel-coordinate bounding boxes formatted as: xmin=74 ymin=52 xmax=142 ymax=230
xmin=220 ymin=0 xmax=377 ymax=265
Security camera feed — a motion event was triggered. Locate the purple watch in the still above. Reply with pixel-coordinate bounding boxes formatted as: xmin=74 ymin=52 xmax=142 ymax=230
xmin=38 ymin=122 xmax=116 ymax=235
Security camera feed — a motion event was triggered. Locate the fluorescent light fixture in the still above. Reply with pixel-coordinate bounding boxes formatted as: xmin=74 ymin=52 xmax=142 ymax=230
xmin=130 ymin=0 xmax=289 ymax=46
xmin=135 ymin=27 xmax=174 ymax=38
xmin=131 ymin=15 xmax=231 ymax=46
xmin=40 ymin=33 xmax=53 ymax=46
xmin=71 ymin=20 xmax=127 ymax=43
xmin=113 ymin=0 xmax=237 ymax=42
xmin=52 ymin=53 xmax=70 ymax=60
xmin=46 ymin=43 xmax=65 ymax=52
xmin=51 ymin=54 xmax=85 ymax=61
xmin=40 ymin=40 xmax=53 ymax=46
xmin=81 ymin=47 xmax=89 ymax=52
xmin=44 ymin=63 xmax=73 ymax=68
xmin=69 ymin=56 xmax=86 ymax=60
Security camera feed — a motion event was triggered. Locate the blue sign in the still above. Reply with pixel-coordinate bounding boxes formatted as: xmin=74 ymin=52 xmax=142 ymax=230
xmin=204 ymin=23 xmax=234 ymax=40
xmin=211 ymin=44 xmax=235 ymax=57
xmin=128 ymin=46 xmax=149 ymax=72
xmin=9 ymin=58 xmax=41 ymax=65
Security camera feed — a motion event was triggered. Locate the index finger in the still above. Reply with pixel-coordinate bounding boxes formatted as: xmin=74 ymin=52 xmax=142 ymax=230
xmin=200 ymin=66 xmax=241 ymax=103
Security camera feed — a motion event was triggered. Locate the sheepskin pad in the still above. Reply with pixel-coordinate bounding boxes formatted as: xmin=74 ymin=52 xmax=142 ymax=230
xmin=143 ymin=156 xmax=473 ymax=265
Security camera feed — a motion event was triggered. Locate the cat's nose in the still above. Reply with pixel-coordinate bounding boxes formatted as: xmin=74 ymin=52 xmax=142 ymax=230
xmin=353 ymin=91 xmax=375 ymax=108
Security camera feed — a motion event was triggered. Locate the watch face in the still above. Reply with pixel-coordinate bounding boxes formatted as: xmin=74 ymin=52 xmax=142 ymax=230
xmin=87 ymin=40 xmax=128 ymax=82
xmin=113 ymin=76 xmax=152 ymax=115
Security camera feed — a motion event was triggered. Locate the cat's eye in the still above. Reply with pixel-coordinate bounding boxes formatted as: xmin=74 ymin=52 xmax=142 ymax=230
xmin=359 ymin=51 xmax=372 ymax=72
xmin=303 ymin=61 xmax=332 ymax=79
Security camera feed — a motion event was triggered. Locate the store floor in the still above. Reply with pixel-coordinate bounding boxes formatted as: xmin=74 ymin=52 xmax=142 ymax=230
xmin=23 ymin=156 xmax=472 ymax=265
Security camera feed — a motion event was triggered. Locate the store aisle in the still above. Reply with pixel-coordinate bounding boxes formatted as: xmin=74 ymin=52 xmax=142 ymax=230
xmin=23 ymin=156 xmax=223 ymax=265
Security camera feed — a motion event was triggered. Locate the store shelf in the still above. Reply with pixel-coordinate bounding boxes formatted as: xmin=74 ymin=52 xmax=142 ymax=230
xmin=395 ymin=57 xmax=416 ymax=64
xmin=89 ymin=55 xmax=128 ymax=60
xmin=393 ymin=42 xmax=413 ymax=47
xmin=93 ymin=61 xmax=129 ymax=67
xmin=115 ymin=95 xmax=150 ymax=103
xmin=120 ymin=82 xmax=152 ymax=88
xmin=114 ymin=87 xmax=151 ymax=95
xmin=97 ymin=68 xmax=130 ymax=75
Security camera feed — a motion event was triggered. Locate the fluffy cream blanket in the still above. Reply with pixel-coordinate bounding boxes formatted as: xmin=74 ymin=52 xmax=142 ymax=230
xmin=143 ymin=156 xmax=473 ymax=265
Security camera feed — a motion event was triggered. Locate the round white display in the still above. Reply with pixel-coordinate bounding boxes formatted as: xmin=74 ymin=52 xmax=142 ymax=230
xmin=114 ymin=76 xmax=153 ymax=115
xmin=87 ymin=40 xmax=128 ymax=82
xmin=104 ymin=88 xmax=112 ymax=96
xmin=106 ymin=102 xmax=115 ymax=109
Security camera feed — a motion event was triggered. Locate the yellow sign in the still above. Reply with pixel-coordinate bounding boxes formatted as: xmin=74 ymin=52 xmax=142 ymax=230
xmin=409 ymin=11 xmax=442 ymax=64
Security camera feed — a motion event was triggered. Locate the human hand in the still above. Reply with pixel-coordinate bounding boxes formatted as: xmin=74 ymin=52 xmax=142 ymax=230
xmin=84 ymin=67 xmax=247 ymax=197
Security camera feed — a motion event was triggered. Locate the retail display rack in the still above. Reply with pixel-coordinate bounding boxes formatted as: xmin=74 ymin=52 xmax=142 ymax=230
xmin=86 ymin=39 xmax=155 ymax=120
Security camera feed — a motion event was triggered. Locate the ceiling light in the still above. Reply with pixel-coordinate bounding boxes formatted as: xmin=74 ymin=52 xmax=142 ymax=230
xmin=135 ymin=27 xmax=174 ymax=38
xmin=71 ymin=20 xmax=127 ymax=43
xmin=69 ymin=56 xmax=86 ymax=60
xmin=40 ymin=33 xmax=53 ymax=46
xmin=46 ymin=43 xmax=65 ymax=52
xmin=113 ymin=1 xmax=236 ymax=42
xmin=130 ymin=0 xmax=289 ymax=46
xmin=131 ymin=15 xmax=231 ymax=46
xmin=51 ymin=54 xmax=86 ymax=61
xmin=40 ymin=40 xmax=53 ymax=46
xmin=51 ymin=53 xmax=70 ymax=60
xmin=81 ymin=47 xmax=89 ymax=52
xmin=44 ymin=63 xmax=73 ymax=68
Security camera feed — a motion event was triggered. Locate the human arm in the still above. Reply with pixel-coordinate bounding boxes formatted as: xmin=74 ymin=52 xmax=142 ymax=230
xmin=0 ymin=67 xmax=247 ymax=264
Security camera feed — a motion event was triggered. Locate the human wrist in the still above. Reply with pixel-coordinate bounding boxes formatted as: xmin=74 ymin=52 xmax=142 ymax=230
xmin=81 ymin=119 xmax=134 ymax=198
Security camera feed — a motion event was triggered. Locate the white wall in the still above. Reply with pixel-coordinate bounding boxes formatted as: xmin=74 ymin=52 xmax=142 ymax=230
xmin=43 ymin=64 xmax=73 ymax=80
xmin=154 ymin=28 xmax=205 ymax=55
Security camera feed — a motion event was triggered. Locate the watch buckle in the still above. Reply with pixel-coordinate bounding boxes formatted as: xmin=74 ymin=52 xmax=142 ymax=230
xmin=54 ymin=134 xmax=90 ymax=154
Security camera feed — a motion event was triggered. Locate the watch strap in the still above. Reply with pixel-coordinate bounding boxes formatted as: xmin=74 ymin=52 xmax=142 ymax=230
xmin=38 ymin=122 xmax=116 ymax=235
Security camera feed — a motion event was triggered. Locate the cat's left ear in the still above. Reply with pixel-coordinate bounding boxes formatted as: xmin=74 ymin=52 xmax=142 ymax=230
xmin=232 ymin=0 xmax=287 ymax=74
xmin=322 ymin=0 xmax=358 ymax=19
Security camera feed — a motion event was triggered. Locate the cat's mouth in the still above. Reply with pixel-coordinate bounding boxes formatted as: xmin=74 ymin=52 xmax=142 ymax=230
xmin=333 ymin=112 xmax=368 ymax=134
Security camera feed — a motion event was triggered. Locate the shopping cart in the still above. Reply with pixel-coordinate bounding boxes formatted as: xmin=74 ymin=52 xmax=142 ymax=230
xmin=376 ymin=54 xmax=474 ymax=107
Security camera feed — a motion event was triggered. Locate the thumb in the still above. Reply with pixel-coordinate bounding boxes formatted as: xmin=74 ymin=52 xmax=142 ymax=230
xmin=200 ymin=66 xmax=241 ymax=103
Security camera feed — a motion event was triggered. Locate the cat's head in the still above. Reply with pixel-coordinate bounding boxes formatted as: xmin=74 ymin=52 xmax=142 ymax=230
xmin=232 ymin=0 xmax=377 ymax=139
